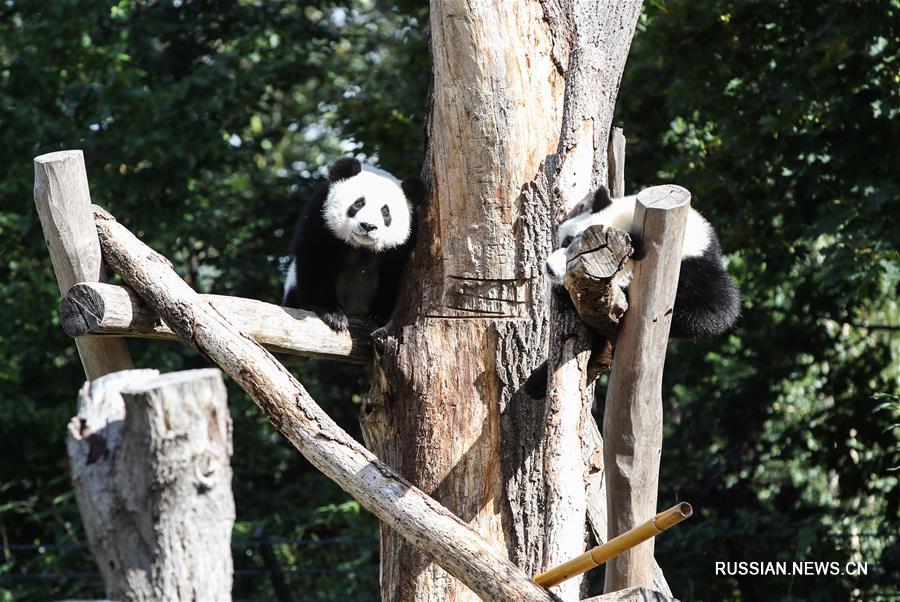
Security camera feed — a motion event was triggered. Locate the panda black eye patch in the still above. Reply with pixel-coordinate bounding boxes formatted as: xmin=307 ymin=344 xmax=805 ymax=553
xmin=347 ymin=197 xmax=366 ymax=217
xmin=381 ymin=205 xmax=392 ymax=227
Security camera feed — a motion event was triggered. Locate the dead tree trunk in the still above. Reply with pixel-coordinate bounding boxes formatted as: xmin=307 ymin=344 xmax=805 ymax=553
xmin=67 ymin=368 xmax=234 ymax=601
xmin=362 ymin=2 xmax=643 ymax=600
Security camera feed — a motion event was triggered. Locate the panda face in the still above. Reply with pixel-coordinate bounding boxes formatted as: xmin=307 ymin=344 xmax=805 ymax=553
xmin=323 ymin=166 xmax=413 ymax=252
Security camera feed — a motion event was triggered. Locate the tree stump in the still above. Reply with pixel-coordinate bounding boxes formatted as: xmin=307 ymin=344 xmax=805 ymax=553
xmin=67 ymin=368 xmax=235 ymax=602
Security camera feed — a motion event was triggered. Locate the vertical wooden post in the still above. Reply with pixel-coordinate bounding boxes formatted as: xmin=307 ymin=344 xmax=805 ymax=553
xmin=602 ymin=185 xmax=691 ymax=592
xmin=34 ymin=150 xmax=133 ymax=379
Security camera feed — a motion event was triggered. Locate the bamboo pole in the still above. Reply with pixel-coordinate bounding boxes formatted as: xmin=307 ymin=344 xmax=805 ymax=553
xmin=533 ymin=503 xmax=692 ymax=589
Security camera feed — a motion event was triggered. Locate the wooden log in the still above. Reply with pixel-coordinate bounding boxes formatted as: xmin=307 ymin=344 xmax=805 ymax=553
xmin=60 ymin=282 xmax=374 ymax=363
xmin=583 ymin=587 xmax=679 ymax=602
xmin=67 ymin=368 xmax=234 ymax=601
xmin=602 ymin=185 xmax=691 ymax=592
xmin=563 ymin=224 xmax=632 ymax=337
xmin=607 ymin=128 xmax=626 ymax=199
xmin=577 ymin=134 xmax=670 ymax=598
xmin=90 ymin=206 xmax=556 ymax=602
xmin=34 ymin=150 xmax=132 ymax=379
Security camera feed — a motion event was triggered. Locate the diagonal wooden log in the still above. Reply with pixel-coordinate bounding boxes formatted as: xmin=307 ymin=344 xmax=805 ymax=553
xmin=89 ymin=205 xmax=557 ymax=602
xmin=59 ymin=282 xmax=374 ymax=363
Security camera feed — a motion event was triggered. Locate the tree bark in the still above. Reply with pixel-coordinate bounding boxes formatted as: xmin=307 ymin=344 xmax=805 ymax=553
xmin=67 ymin=368 xmax=234 ymax=601
xmin=34 ymin=150 xmax=132 ymax=379
xmin=362 ymin=2 xmax=643 ymax=600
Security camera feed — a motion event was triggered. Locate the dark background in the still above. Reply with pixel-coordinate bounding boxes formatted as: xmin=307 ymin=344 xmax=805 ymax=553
xmin=1 ymin=1 xmax=897 ymax=600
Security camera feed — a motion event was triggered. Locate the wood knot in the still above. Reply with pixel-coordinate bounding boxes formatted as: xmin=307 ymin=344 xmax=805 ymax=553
xmin=194 ymin=449 xmax=220 ymax=492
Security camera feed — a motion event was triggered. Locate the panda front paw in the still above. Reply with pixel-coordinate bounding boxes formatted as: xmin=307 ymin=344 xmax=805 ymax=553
xmin=315 ymin=308 xmax=350 ymax=332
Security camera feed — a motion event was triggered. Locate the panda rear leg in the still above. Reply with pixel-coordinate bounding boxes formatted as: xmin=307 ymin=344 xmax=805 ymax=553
xmin=313 ymin=306 xmax=350 ymax=332
xmin=670 ymin=256 xmax=740 ymax=340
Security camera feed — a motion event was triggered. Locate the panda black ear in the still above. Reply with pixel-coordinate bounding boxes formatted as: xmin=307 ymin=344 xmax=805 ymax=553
xmin=329 ymin=157 xmax=362 ymax=182
xmin=401 ymin=177 xmax=428 ymax=206
xmin=592 ymin=186 xmax=613 ymax=213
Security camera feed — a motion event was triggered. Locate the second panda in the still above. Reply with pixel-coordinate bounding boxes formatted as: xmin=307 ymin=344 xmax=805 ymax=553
xmin=545 ymin=186 xmax=741 ymax=339
xmin=525 ymin=186 xmax=741 ymax=397
xmin=283 ymin=157 xmax=427 ymax=332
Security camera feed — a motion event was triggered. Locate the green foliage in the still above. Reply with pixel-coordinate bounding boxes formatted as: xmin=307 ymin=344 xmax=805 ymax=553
xmin=613 ymin=1 xmax=900 ymax=599
xmin=0 ymin=1 xmax=424 ymax=599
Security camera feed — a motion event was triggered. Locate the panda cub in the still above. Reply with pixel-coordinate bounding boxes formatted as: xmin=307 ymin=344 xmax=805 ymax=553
xmin=283 ymin=157 xmax=426 ymax=332
xmin=545 ymin=186 xmax=741 ymax=339
xmin=524 ymin=186 xmax=740 ymax=398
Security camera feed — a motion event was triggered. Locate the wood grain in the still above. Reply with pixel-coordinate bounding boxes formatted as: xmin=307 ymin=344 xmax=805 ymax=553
xmin=563 ymin=224 xmax=632 ymax=337
xmin=602 ymin=185 xmax=691 ymax=592
xmin=607 ymin=128 xmax=626 ymax=198
xmin=34 ymin=150 xmax=132 ymax=379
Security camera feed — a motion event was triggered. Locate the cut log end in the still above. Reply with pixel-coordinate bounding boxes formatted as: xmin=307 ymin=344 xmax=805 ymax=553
xmin=34 ymin=149 xmax=84 ymax=165
xmin=637 ymin=185 xmax=691 ymax=211
xmin=60 ymin=283 xmax=106 ymax=336
xmin=563 ymin=224 xmax=633 ymax=337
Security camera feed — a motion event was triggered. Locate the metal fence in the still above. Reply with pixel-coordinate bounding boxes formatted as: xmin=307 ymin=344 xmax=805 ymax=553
xmin=0 ymin=532 xmax=380 ymax=602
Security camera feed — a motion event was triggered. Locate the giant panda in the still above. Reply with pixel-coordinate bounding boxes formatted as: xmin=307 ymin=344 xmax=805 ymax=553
xmin=282 ymin=157 xmax=427 ymax=332
xmin=525 ymin=186 xmax=740 ymax=397
xmin=545 ymin=186 xmax=741 ymax=339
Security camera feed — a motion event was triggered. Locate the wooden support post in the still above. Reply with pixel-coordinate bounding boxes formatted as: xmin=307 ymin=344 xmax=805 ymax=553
xmin=568 ymin=128 xmax=671 ymax=598
xmin=34 ymin=150 xmax=133 ymax=379
xmin=67 ymin=368 xmax=235 ymax=601
xmin=60 ymin=282 xmax=374 ymax=363
xmin=89 ymin=206 xmax=556 ymax=602
xmin=602 ymin=185 xmax=691 ymax=592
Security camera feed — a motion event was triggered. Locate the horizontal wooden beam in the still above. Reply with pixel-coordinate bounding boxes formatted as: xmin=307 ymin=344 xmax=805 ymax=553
xmin=59 ymin=282 xmax=374 ymax=364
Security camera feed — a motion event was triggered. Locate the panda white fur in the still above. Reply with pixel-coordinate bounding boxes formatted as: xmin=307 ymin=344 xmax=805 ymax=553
xmin=523 ymin=186 xmax=740 ymax=398
xmin=282 ymin=157 xmax=426 ymax=332
xmin=546 ymin=186 xmax=740 ymax=339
